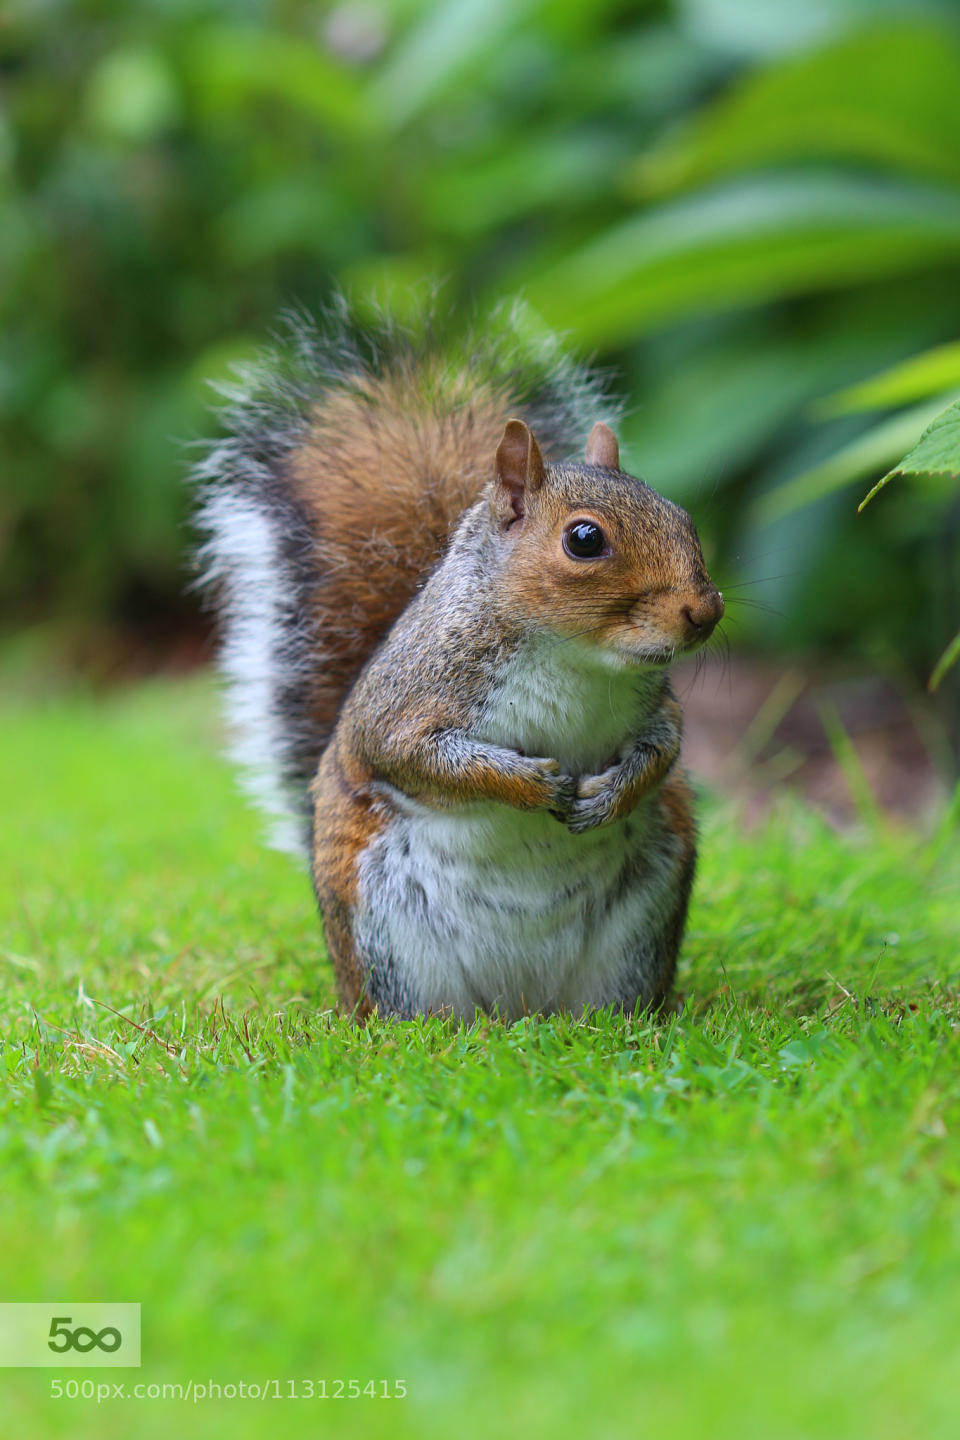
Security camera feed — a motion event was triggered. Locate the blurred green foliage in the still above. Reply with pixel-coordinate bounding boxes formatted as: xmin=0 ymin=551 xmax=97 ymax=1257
xmin=3 ymin=0 xmax=960 ymax=709
xmin=858 ymin=389 xmax=960 ymax=689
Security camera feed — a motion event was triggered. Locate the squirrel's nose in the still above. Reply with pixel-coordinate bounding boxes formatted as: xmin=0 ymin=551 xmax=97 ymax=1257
xmin=680 ymin=589 xmax=724 ymax=642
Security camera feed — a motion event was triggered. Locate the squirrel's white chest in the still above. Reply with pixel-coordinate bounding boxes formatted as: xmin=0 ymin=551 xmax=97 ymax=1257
xmin=477 ymin=634 xmax=654 ymax=775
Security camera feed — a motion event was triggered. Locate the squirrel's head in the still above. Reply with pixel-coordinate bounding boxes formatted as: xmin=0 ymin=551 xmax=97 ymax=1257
xmin=492 ymin=418 xmax=723 ymax=667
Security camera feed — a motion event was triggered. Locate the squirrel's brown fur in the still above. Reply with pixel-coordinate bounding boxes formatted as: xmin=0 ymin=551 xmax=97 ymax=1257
xmin=287 ymin=368 xmax=525 ymax=756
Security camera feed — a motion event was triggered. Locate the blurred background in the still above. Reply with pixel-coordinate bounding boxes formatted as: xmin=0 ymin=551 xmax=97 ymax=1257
xmin=4 ymin=0 xmax=960 ymax=821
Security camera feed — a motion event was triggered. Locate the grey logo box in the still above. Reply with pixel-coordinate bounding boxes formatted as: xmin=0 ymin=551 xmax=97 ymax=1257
xmin=0 ymin=1304 xmax=141 ymax=1367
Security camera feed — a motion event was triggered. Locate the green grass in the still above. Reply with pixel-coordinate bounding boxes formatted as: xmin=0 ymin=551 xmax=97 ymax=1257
xmin=2 ymin=673 xmax=959 ymax=1439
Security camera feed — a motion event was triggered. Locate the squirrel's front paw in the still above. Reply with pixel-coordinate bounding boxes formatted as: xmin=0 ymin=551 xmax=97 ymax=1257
xmin=565 ymin=764 xmax=624 ymax=833
xmin=565 ymin=751 xmax=661 ymax=833
xmin=567 ymin=718 xmax=682 ymax=834
xmin=519 ymin=755 xmax=576 ymax=818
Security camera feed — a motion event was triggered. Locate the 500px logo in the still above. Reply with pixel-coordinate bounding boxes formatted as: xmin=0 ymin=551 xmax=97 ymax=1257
xmin=48 ymin=1318 xmax=122 ymax=1354
xmin=0 ymin=1304 xmax=140 ymax=1367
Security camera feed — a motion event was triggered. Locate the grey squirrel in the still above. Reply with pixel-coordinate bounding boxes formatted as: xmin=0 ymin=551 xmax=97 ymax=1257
xmin=195 ymin=298 xmax=723 ymax=1019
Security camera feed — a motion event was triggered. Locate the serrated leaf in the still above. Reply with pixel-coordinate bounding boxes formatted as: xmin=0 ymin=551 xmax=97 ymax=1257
xmin=877 ymin=397 xmax=960 ymax=480
xmin=860 ymin=397 xmax=960 ymax=510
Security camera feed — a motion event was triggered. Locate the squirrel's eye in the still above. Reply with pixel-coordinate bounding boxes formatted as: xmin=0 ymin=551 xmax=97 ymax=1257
xmin=563 ymin=520 xmax=608 ymax=560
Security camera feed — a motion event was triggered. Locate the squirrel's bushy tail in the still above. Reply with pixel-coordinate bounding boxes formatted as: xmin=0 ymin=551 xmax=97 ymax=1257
xmin=192 ymin=295 xmax=619 ymax=856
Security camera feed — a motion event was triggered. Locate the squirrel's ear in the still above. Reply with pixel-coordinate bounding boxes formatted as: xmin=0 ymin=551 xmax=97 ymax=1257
xmin=494 ymin=419 xmax=546 ymax=526
xmin=585 ymin=422 xmax=619 ymax=470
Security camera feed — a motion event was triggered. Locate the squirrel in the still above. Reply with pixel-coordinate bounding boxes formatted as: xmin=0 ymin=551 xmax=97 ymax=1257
xmin=194 ymin=297 xmax=723 ymax=1021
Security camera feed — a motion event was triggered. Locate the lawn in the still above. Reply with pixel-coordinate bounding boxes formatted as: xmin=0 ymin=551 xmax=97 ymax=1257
xmin=1 ymin=673 xmax=959 ymax=1440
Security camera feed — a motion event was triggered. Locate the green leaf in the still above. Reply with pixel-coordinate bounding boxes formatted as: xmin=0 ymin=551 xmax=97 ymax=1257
xmin=816 ymin=341 xmax=960 ymax=416
xmin=623 ymin=289 xmax=943 ymax=499
xmin=872 ymin=396 xmax=960 ymax=481
xmin=929 ymin=628 xmax=960 ymax=692
xmin=623 ymin=334 xmax=822 ymax=498
xmin=634 ymin=24 xmax=960 ymax=197
xmin=754 ymin=395 xmax=955 ymax=524
xmin=622 ymin=328 xmax=863 ymax=499
xmin=860 ymin=396 xmax=960 ymax=510
xmin=523 ymin=175 xmax=960 ymax=348
xmin=370 ymin=0 xmax=543 ymax=130
xmin=420 ymin=131 xmax=627 ymax=236
xmin=184 ymin=26 xmax=367 ymax=136
xmin=84 ymin=48 xmax=180 ymax=142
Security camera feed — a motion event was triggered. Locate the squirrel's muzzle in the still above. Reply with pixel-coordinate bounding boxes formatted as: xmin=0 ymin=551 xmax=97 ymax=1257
xmin=680 ymin=589 xmax=724 ymax=644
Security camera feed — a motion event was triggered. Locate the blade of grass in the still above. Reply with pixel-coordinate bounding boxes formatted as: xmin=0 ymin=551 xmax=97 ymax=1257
xmin=929 ymin=627 xmax=960 ymax=692
xmin=816 ymin=700 xmax=886 ymax=832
